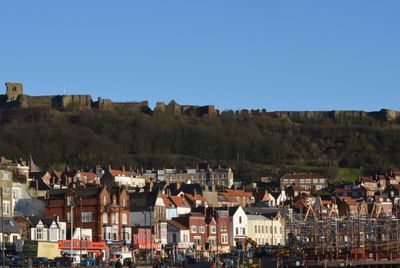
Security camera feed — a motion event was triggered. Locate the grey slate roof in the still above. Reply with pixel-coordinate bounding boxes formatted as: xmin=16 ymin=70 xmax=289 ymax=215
xmin=0 ymin=217 xmax=21 ymax=234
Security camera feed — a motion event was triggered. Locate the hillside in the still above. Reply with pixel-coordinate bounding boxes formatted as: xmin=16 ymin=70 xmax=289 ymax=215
xmin=0 ymin=107 xmax=399 ymax=183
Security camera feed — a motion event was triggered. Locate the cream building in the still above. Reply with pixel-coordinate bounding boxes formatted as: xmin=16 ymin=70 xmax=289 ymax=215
xmin=246 ymin=210 xmax=285 ymax=246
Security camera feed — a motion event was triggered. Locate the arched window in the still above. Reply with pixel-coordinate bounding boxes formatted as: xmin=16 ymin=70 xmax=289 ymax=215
xmin=122 ymin=213 xmax=127 ymax=225
xmin=103 ymin=212 xmax=108 ymax=224
xmin=103 ymin=195 xmax=107 ymax=206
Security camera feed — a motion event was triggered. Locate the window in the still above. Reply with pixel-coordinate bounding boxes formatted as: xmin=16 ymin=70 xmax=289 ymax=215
xmin=194 ymin=236 xmax=201 ymax=246
xmin=36 ymin=228 xmax=43 ymax=240
xmin=103 ymin=212 xmax=108 ymax=224
xmin=67 ymin=212 xmax=72 ymax=223
xmin=122 ymin=198 xmax=126 ymax=207
xmin=274 ymin=226 xmax=277 ymax=234
xmin=199 ymin=226 xmax=205 ymax=233
xmin=209 ymin=238 xmax=216 ymax=246
xmin=270 ymin=226 xmax=273 ymax=233
xmin=239 ymin=216 xmax=242 ymax=224
xmin=221 ymin=234 xmax=228 ymax=244
xmin=183 ymin=234 xmax=188 ymax=242
xmin=113 ymin=195 xmax=117 ymax=205
xmin=242 ymin=228 xmax=245 ymax=235
xmin=235 ymin=227 xmax=238 ymax=235
xmin=300 ymin=179 xmax=305 ymax=184
xmin=2 ymin=187 xmax=10 ymax=195
xmin=2 ymin=201 xmax=10 ymax=215
xmin=2 ymin=172 xmax=11 ymax=180
xmin=172 ymin=233 xmax=177 ymax=243
xmin=82 ymin=212 xmax=93 ymax=222
xmin=306 ymin=179 xmax=311 ymax=183
xmin=190 ymin=226 xmax=197 ymax=233
xmin=262 ymin=226 xmax=264 ymax=233
xmin=122 ymin=213 xmax=127 ymax=225
xmin=12 ymin=189 xmax=19 ymax=200
xmin=50 ymin=228 xmax=58 ymax=241
xmin=103 ymin=195 xmax=107 ymax=206
xmin=313 ymin=179 xmax=319 ymax=184
xmin=112 ymin=212 xmax=116 ymax=224
xmin=67 ymin=196 xmax=74 ymax=206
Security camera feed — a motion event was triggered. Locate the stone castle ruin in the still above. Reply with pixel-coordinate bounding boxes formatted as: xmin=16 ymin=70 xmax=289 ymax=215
xmin=0 ymin=82 xmax=217 ymax=117
xmin=0 ymin=82 xmax=398 ymax=121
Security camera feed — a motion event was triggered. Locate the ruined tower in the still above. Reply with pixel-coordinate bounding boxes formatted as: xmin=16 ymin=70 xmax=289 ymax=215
xmin=5 ymin=82 xmax=23 ymax=102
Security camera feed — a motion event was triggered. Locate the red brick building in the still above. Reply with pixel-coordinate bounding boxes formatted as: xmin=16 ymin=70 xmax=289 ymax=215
xmin=45 ymin=186 xmax=130 ymax=253
xmin=173 ymin=212 xmax=206 ymax=253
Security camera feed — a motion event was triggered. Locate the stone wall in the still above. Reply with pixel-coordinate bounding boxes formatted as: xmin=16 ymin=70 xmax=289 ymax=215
xmin=60 ymin=95 xmax=92 ymax=110
xmin=0 ymin=83 xmax=397 ymax=120
xmin=112 ymin=101 xmax=151 ymax=113
xmin=154 ymin=100 xmax=217 ymax=117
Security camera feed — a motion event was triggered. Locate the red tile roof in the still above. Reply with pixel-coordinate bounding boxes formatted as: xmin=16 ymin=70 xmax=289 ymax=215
xmin=224 ymin=189 xmax=254 ymax=198
xmin=169 ymin=196 xmax=190 ymax=208
xmin=218 ymin=193 xmax=239 ymax=203
xmin=185 ymin=193 xmax=205 ymax=202
xmin=161 ymin=195 xmax=174 ymax=208
xmin=78 ymin=172 xmax=97 ymax=182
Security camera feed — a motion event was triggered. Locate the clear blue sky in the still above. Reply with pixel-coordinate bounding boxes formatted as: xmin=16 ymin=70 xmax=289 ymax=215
xmin=1 ymin=1 xmax=399 ymax=111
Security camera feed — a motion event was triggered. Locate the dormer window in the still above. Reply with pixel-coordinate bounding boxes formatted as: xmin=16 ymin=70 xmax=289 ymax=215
xmin=103 ymin=195 xmax=107 ymax=206
xmin=113 ymin=195 xmax=117 ymax=205
xmin=67 ymin=196 xmax=74 ymax=206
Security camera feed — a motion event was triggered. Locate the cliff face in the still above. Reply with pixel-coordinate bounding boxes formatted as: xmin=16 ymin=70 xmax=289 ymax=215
xmin=0 ymin=82 xmax=398 ymax=121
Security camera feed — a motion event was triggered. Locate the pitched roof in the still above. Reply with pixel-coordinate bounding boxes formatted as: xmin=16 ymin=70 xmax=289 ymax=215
xmin=29 ymin=177 xmax=51 ymax=191
xmin=0 ymin=217 xmax=20 ymax=234
xmin=169 ymin=196 xmax=190 ymax=208
xmin=129 ymin=191 xmax=158 ymax=211
xmin=185 ymin=193 xmax=205 ymax=202
xmin=168 ymin=220 xmax=188 ymax=230
xmin=78 ymin=172 xmax=97 ymax=183
xmin=48 ymin=186 xmax=103 ymax=198
xmin=27 ymin=216 xmax=59 ymax=228
xmin=228 ymin=206 xmax=240 ymax=217
xmin=218 ymin=193 xmax=239 ymax=203
xmin=162 ymin=195 xmax=174 ymax=208
xmin=224 ymin=189 xmax=254 ymax=198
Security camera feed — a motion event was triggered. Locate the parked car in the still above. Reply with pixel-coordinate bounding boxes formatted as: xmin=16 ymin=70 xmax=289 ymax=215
xmin=50 ymin=256 xmax=73 ymax=267
xmin=81 ymin=256 xmax=96 ymax=266
xmin=33 ymin=257 xmax=50 ymax=267
xmin=7 ymin=255 xmax=25 ymax=267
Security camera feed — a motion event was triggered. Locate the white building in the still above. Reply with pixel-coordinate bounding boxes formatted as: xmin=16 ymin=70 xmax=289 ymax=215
xmin=228 ymin=206 xmax=247 ymax=247
xmin=20 ymin=216 xmax=66 ymax=242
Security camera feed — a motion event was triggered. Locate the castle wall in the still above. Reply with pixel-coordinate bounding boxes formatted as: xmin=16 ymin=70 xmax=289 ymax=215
xmin=112 ymin=101 xmax=151 ymax=113
xmin=1 ymin=82 xmax=397 ymax=121
xmin=61 ymin=95 xmax=92 ymax=110
xmin=20 ymin=95 xmax=55 ymax=109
